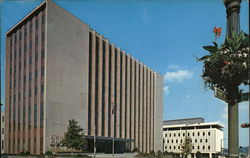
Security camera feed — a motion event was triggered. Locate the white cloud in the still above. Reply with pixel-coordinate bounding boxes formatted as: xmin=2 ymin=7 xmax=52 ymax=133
xmin=167 ymin=64 xmax=179 ymax=69
xmin=164 ymin=85 xmax=170 ymax=95
xmin=164 ymin=70 xmax=193 ymax=82
xmin=185 ymin=94 xmax=191 ymax=99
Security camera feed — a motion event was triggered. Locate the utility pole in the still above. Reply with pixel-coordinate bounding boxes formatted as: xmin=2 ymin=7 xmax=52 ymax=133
xmin=223 ymin=1 xmax=241 ymax=158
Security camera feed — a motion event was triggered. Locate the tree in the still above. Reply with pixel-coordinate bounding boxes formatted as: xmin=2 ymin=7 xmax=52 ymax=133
xmin=181 ymin=137 xmax=192 ymax=158
xmin=60 ymin=119 xmax=86 ymax=151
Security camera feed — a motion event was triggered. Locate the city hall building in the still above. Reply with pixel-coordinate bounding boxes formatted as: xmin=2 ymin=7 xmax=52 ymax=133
xmin=5 ymin=0 xmax=163 ymax=154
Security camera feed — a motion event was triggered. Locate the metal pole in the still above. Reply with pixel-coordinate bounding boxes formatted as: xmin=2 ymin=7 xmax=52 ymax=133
xmin=94 ymin=124 xmax=96 ymax=158
xmin=112 ymin=113 xmax=115 ymax=158
xmin=223 ymin=1 xmax=241 ymax=158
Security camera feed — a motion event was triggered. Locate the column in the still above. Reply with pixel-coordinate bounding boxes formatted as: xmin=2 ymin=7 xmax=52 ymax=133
xmin=97 ymin=35 xmax=103 ymax=136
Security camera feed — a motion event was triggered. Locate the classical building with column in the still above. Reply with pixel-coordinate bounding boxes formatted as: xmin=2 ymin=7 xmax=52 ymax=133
xmin=163 ymin=118 xmax=224 ymax=158
xmin=5 ymin=0 xmax=163 ymax=154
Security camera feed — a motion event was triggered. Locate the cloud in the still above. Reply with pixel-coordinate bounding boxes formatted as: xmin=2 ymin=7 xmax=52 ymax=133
xmin=185 ymin=94 xmax=191 ymax=99
xmin=164 ymin=85 xmax=170 ymax=95
xmin=164 ymin=70 xmax=193 ymax=82
xmin=167 ymin=64 xmax=179 ymax=69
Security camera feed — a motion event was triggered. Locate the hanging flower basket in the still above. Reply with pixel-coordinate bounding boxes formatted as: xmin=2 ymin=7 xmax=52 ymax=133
xmin=199 ymin=28 xmax=249 ymax=90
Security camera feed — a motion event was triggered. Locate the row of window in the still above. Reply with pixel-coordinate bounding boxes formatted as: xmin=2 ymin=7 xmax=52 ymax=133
xmin=166 ymin=138 xmax=209 ymax=144
xmin=10 ymin=14 xmax=45 ymax=46
xmin=9 ymin=69 xmax=44 ymax=89
xmin=10 ymin=102 xmax=44 ymax=130
xmin=8 ymin=136 xmax=43 ymax=154
xmin=10 ymin=35 xmax=45 ymax=61
xmin=165 ymin=131 xmax=211 ymax=137
xmin=165 ymin=145 xmax=211 ymax=150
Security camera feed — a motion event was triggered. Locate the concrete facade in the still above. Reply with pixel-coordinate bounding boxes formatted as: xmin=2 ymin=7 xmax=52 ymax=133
xmin=5 ymin=0 xmax=163 ymax=154
xmin=163 ymin=121 xmax=224 ymax=158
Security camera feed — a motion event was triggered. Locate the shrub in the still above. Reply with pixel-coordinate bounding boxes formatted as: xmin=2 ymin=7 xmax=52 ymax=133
xmin=45 ymin=150 xmax=53 ymax=156
xmin=149 ymin=150 xmax=155 ymax=155
xmin=132 ymin=147 xmax=140 ymax=152
xmin=157 ymin=150 xmax=162 ymax=156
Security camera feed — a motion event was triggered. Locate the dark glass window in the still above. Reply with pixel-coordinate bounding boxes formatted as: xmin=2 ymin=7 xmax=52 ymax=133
xmin=41 ymin=84 xmax=44 ymax=94
xmin=28 ymin=105 xmax=31 ymax=129
xmin=30 ymin=22 xmax=32 ymax=33
xmin=42 ymin=15 xmax=45 ymax=24
xmin=29 ymin=40 xmax=32 ymax=49
xmin=40 ymin=103 xmax=44 ymax=128
xmin=34 ymin=104 xmax=37 ymax=128
xmin=41 ymin=67 xmax=44 ymax=76
xmin=29 ymin=89 xmax=31 ymax=97
xmin=35 ymin=87 xmax=37 ymax=95
xmin=35 ymin=18 xmax=38 ymax=29
xmin=29 ymin=73 xmax=32 ymax=81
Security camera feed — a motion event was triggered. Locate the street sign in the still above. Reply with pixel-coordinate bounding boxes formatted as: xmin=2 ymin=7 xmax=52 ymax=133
xmin=239 ymin=92 xmax=249 ymax=102
xmin=214 ymin=87 xmax=228 ymax=102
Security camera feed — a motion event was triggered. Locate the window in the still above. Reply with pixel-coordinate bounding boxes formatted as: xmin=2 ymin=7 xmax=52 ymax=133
xmin=29 ymin=89 xmax=31 ymax=97
xmin=208 ymin=146 xmax=210 ymax=150
xmin=40 ymin=103 xmax=44 ymax=128
xmin=200 ymin=139 xmax=202 ymax=143
xmin=178 ymin=133 xmax=180 ymax=137
xmin=203 ymin=132 xmax=205 ymax=136
xmin=169 ymin=133 xmax=171 ymax=137
xmin=165 ymin=134 xmax=167 ymax=137
xmin=42 ymin=15 xmax=45 ymax=24
xmin=29 ymin=73 xmax=32 ymax=81
xmin=167 ymin=140 xmax=169 ymax=143
xmin=172 ymin=140 xmax=173 ymax=143
xmin=165 ymin=146 xmax=167 ymax=149
xmin=174 ymin=133 xmax=176 ymax=137
xmin=192 ymin=146 xmax=194 ymax=149
xmin=2 ymin=116 xmax=4 ymax=122
xmin=208 ymin=132 xmax=210 ymax=136
xmin=205 ymin=139 xmax=208 ymax=143
xmin=30 ymin=23 xmax=32 ymax=33
xmin=181 ymin=139 xmax=182 ymax=143
xmin=35 ymin=87 xmax=37 ymax=95
xmin=35 ymin=36 xmax=38 ymax=45
xmin=203 ymin=146 xmax=205 ymax=150
xmin=41 ymin=84 xmax=44 ymax=94
xmin=198 ymin=132 xmax=200 ymax=136
xmin=29 ymin=56 xmax=32 ymax=64
xmin=183 ymin=133 xmax=185 ymax=136
xmin=35 ymin=18 xmax=38 ymax=29
xmin=28 ymin=105 xmax=31 ymax=129
xmin=41 ymin=67 xmax=44 ymax=76
xmin=29 ymin=40 xmax=32 ymax=49
xmin=176 ymin=140 xmax=178 ymax=143
xmin=198 ymin=146 xmax=200 ymax=150
xmin=35 ymin=70 xmax=38 ymax=79
xmin=41 ymin=49 xmax=45 ymax=58
xmin=193 ymin=132 xmax=195 ymax=136
xmin=195 ymin=139 xmax=197 ymax=143
xmin=35 ymin=53 xmax=38 ymax=61
xmin=188 ymin=133 xmax=190 ymax=136
xmin=34 ymin=104 xmax=37 ymax=128
xmin=174 ymin=146 xmax=175 ymax=150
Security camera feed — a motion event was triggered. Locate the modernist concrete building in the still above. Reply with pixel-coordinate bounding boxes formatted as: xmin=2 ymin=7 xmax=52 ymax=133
xmin=163 ymin=118 xmax=224 ymax=158
xmin=1 ymin=112 xmax=5 ymax=153
xmin=5 ymin=0 xmax=163 ymax=154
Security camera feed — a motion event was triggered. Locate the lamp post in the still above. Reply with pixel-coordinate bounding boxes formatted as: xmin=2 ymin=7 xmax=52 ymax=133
xmin=223 ymin=1 xmax=241 ymax=158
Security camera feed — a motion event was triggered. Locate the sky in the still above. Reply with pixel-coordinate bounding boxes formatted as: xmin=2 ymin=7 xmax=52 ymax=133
xmin=1 ymin=0 xmax=249 ymax=147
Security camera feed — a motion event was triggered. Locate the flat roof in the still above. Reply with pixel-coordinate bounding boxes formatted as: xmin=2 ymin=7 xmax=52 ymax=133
xmin=163 ymin=121 xmax=224 ymax=129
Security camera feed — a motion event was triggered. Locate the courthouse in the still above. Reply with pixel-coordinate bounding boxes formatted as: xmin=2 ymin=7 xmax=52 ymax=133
xmin=5 ymin=0 xmax=163 ymax=154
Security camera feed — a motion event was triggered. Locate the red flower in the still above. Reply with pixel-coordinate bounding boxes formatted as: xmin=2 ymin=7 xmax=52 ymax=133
xmin=224 ymin=61 xmax=229 ymax=65
xmin=213 ymin=26 xmax=222 ymax=38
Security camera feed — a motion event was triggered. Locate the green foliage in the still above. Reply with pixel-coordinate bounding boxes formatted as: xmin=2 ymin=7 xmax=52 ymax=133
xmin=195 ymin=151 xmax=203 ymax=158
xmin=132 ymin=147 xmax=140 ymax=152
xmin=156 ymin=150 xmax=163 ymax=156
xmin=45 ymin=150 xmax=53 ymax=156
xmin=181 ymin=137 xmax=192 ymax=158
xmin=60 ymin=119 xmax=87 ymax=151
xmin=199 ymin=31 xmax=249 ymax=90
xmin=149 ymin=150 xmax=155 ymax=155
